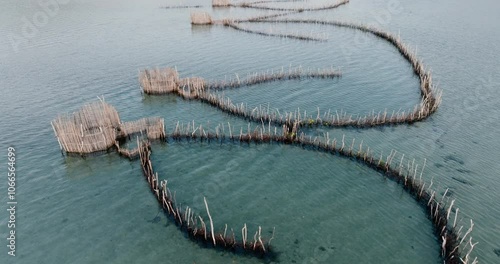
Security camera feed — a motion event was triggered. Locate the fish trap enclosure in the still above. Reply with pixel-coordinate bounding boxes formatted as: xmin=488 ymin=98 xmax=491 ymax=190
xmin=190 ymin=12 xmax=213 ymax=25
xmin=52 ymin=100 xmax=165 ymax=155
xmin=139 ymin=67 xmax=180 ymax=94
xmin=212 ymin=0 xmax=231 ymax=7
xmin=139 ymin=68 xmax=208 ymax=99
xmin=137 ymin=140 xmax=276 ymax=259
xmin=51 ymin=101 xmax=120 ymax=154
xmin=119 ymin=117 xmax=166 ymax=140
xmin=50 ymin=0 xmax=480 ymax=263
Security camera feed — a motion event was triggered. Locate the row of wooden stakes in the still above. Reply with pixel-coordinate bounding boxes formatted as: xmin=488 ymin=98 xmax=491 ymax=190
xmin=136 ymin=122 xmax=476 ymax=264
xmin=150 ymin=18 xmax=442 ymax=129
xmin=136 ymin=138 xmax=276 ymax=259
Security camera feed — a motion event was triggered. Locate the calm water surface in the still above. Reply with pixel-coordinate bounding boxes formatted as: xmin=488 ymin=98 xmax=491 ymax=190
xmin=0 ymin=0 xmax=499 ymax=263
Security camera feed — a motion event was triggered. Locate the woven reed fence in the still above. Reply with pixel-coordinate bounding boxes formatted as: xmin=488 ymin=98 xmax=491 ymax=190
xmin=51 ymin=101 xmax=120 ymax=154
xmin=52 ymin=101 xmax=165 ymax=154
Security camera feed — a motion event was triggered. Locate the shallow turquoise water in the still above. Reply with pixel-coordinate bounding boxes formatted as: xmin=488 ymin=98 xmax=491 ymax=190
xmin=0 ymin=0 xmax=499 ymax=263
